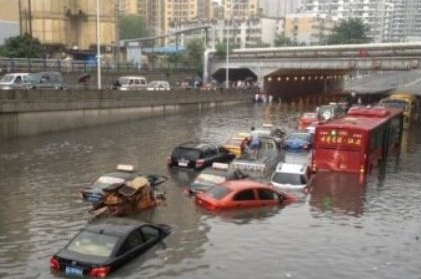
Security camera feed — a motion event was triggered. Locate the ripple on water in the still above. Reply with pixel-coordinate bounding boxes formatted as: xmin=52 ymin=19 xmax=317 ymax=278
xmin=0 ymin=105 xmax=420 ymax=279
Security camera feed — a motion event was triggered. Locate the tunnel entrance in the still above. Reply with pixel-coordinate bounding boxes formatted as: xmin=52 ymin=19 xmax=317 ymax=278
xmin=264 ymin=69 xmax=349 ymax=99
xmin=211 ymin=68 xmax=257 ymax=85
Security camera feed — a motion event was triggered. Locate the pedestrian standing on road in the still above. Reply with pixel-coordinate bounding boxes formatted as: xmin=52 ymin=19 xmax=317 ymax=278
xmin=249 ymin=126 xmax=260 ymax=160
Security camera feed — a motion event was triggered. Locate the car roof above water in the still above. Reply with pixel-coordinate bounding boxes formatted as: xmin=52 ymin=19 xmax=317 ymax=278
xmin=84 ymin=219 xmax=147 ymax=237
xmin=275 ymin=162 xmax=307 ymax=174
xmin=178 ymin=141 xmax=215 ymax=149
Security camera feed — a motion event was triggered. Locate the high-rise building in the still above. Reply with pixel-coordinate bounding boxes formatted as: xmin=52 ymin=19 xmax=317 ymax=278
xmin=0 ymin=0 xmax=19 ymax=44
xmin=385 ymin=0 xmax=421 ymax=42
xmin=19 ymin=0 xmax=117 ymax=51
xmin=298 ymin=0 xmax=421 ymax=43
xmin=284 ymin=13 xmax=337 ymax=45
xmin=119 ymin=0 xmax=138 ymax=15
xmin=260 ymin=0 xmax=300 ymax=17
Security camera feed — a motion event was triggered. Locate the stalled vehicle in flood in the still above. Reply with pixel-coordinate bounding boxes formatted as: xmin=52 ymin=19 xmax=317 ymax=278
xmin=80 ymin=164 xmax=167 ymax=205
xmin=230 ymin=136 xmax=282 ymax=178
xmin=189 ymin=163 xmax=248 ymax=194
xmin=50 ymin=219 xmax=171 ymax=277
xmin=312 ymin=107 xmax=403 ymax=175
xmin=270 ymin=163 xmax=312 ymax=191
xmin=195 ymin=180 xmax=297 ymax=211
xmin=284 ymin=132 xmax=313 ymax=150
xmin=167 ymin=142 xmax=236 ymax=170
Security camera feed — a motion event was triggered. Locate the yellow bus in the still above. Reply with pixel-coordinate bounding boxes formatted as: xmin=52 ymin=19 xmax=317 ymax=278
xmin=379 ymin=92 xmax=419 ymax=127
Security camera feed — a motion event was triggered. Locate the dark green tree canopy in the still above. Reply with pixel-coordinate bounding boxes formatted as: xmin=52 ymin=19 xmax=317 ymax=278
xmin=118 ymin=15 xmax=149 ymax=40
xmin=182 ymin=38 xmax=205 ymax=75
xmin=327 ymin=18 xmax=370 ymax=45
xmin=0 ymin=33 xmax=44 ymax=58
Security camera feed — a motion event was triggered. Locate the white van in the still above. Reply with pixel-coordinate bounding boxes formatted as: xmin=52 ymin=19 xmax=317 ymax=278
xmin=113 ymin=76 xmax=147 ymax=91
xmin=0 ymin=73 xmax=31 ymax=90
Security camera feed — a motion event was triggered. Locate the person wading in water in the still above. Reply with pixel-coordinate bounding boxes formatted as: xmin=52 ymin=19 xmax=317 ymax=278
xmin=249 ymin=126 xmax=260 ymax=160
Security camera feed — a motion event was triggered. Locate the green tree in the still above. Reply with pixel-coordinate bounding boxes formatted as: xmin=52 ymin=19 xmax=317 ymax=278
xmin=327 ymin=18 xmax=370 ymax=45
xmin=118 ymin=15 xmax=149 ymax=40
xmin=214 ymin=42 xmax=226 ymax=59
xmin=0 ymin=33 xmax=44 ymax=58
xmin=182 ymin=38 xmax=204 ymax=75
xmin=274 ymin=33 xmax=293 ymax=47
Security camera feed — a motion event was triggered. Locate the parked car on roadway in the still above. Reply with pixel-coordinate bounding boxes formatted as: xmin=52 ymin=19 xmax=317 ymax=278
xmin=80 ymin=164 xmax=167 ymax=204
xmin=113 ymin=76 xmax=147 ymax=91
xmin=29 ymin=71 xmax=64 ymax=90
xmin=147 ymin=80 xmax=170 ymax=91
xmin=270 ymin=163 xmax=312 ymax=191
xmin=0 ymin=72 xmax=31 ymax=90
xmin=284 ymin=132 xmax=313 ymax=150
xmin=195 ymin=180 xmax=297 ymax=210
xmin=299 ymin=112 xmax=319 ymax=130
xmin=167 ymin=142 xmax=236 ymax=170
xmin=189 ymin=163 xmax=248 ymax=194
xmin=50 ymin=219 xmax=171 ymax=277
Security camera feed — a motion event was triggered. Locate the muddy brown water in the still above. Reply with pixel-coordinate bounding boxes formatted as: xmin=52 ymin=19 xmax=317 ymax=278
xmin=0 ymin=103 xmax=420 ymax=279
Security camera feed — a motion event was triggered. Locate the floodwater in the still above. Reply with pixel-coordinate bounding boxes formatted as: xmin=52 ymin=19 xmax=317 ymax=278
xmin=0 ymin=103 xmax=420 ymax=279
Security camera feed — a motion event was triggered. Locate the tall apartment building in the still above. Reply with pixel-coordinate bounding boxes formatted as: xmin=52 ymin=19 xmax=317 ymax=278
xmin=385 ymin=0 xmax=421 ymax=42
xmin=260 ymin=0 xmax=300 ymax=17
xmin=298 ymin=0 xmax=421 ymax=43
xmin=284 ymin=13 xmax=337 ymax=45
xmin=19 ymin=0 xmax=117 ymax=51
xmin=134 ymin=0 xmax=261 ymax=46
xmin=0 ymin=0 xmax=19 ymax=44
xmin=119 ymin=0 xmax=138 ymax=15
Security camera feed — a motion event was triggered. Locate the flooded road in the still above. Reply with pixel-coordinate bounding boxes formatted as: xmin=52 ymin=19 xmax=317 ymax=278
xmin=0 ymin=103 xmax=420 ymax=279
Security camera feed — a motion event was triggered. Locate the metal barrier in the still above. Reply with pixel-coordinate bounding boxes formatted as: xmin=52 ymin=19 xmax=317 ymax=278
xmin=0 ymin=58 xmax=193 ymax=73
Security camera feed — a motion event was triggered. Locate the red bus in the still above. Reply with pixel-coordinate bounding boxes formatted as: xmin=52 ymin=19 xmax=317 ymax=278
xmin=312 ymin=107 xmax=403 ymax=175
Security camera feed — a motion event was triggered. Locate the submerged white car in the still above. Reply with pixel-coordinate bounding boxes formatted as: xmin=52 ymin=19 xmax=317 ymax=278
xmin=147 ymin=80 xmax=170 ymax=91
xmin=270 ymin=163 xmax=312 ymax=190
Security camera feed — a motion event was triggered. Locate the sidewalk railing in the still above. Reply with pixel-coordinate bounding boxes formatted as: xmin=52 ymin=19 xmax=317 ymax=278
xmin=0 ymin=58 xmax=194 ymax=73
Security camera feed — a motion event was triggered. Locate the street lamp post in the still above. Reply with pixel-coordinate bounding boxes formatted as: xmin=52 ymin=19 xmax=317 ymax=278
xmin=96 ymin=0 xmax=102 ymax=90
xmin=226 ymin=16 xmax=230 ymax=89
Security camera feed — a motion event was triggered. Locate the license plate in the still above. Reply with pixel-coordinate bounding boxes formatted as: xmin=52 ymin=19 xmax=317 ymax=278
xmin=65 ymin=266 xmax=83 ymax=276
xmin=178 ymin=161 xmax=188 ymax=167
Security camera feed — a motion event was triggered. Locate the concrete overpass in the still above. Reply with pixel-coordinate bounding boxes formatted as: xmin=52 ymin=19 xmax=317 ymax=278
xmin=204 ymin=42 xmax=421 ymax=97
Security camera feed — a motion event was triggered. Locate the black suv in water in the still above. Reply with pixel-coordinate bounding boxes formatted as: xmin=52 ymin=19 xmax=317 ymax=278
xmin=167 ymin=142 xmax=236 ymax=170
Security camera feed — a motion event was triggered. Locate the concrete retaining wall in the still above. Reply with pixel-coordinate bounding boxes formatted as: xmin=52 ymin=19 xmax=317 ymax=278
xmin=0 ymin=89 xmax=254 ymax=138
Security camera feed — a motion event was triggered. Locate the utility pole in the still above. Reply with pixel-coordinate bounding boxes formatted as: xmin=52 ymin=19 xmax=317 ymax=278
xmin=96 ymin=0 xmax=102 ymax=90
xmin=28 ymin=0 xmax=32 ymax=37
xmin=18 ymin=0 xmax=22 ymax=35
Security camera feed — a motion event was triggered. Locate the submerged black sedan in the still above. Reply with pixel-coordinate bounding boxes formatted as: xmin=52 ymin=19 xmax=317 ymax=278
xmin=50 ymin=219 xmax=171 ymax=277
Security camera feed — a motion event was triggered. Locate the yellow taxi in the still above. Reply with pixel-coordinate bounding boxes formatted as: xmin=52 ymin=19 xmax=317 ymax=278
xmin=223 ymin=133 xmax=250 ymax=157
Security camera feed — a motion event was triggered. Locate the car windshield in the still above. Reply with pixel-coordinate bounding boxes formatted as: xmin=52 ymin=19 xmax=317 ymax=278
xmin=205 ymin=185 xmax=232 ymax=200
xmin=93 ymin=176 xmax=125 ymax=188
xmin=194 ymin=173 xmax=226 ymax=185
xmin=67 ymin=231 xmax=120 ymax=257
xmin=272 ymin=172 xmax=306 ymax=185
xmin=172 ymin=147 xmax=200 ymax=160
xmin=288 ymin=133 xmax=309 ymax=141
xmin=0 ymin=75 xmax=14 ymax=83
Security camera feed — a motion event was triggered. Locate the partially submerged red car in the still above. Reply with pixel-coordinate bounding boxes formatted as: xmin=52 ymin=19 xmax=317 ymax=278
xmin=195 ymin=180 xmax=297 ymax=210
xmin=299 ymin=112 xmax=319 ymax=130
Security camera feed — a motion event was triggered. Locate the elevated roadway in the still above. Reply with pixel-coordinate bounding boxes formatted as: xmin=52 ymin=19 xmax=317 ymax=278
xmin=205 ymin=42 xmax=421 ymax=97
